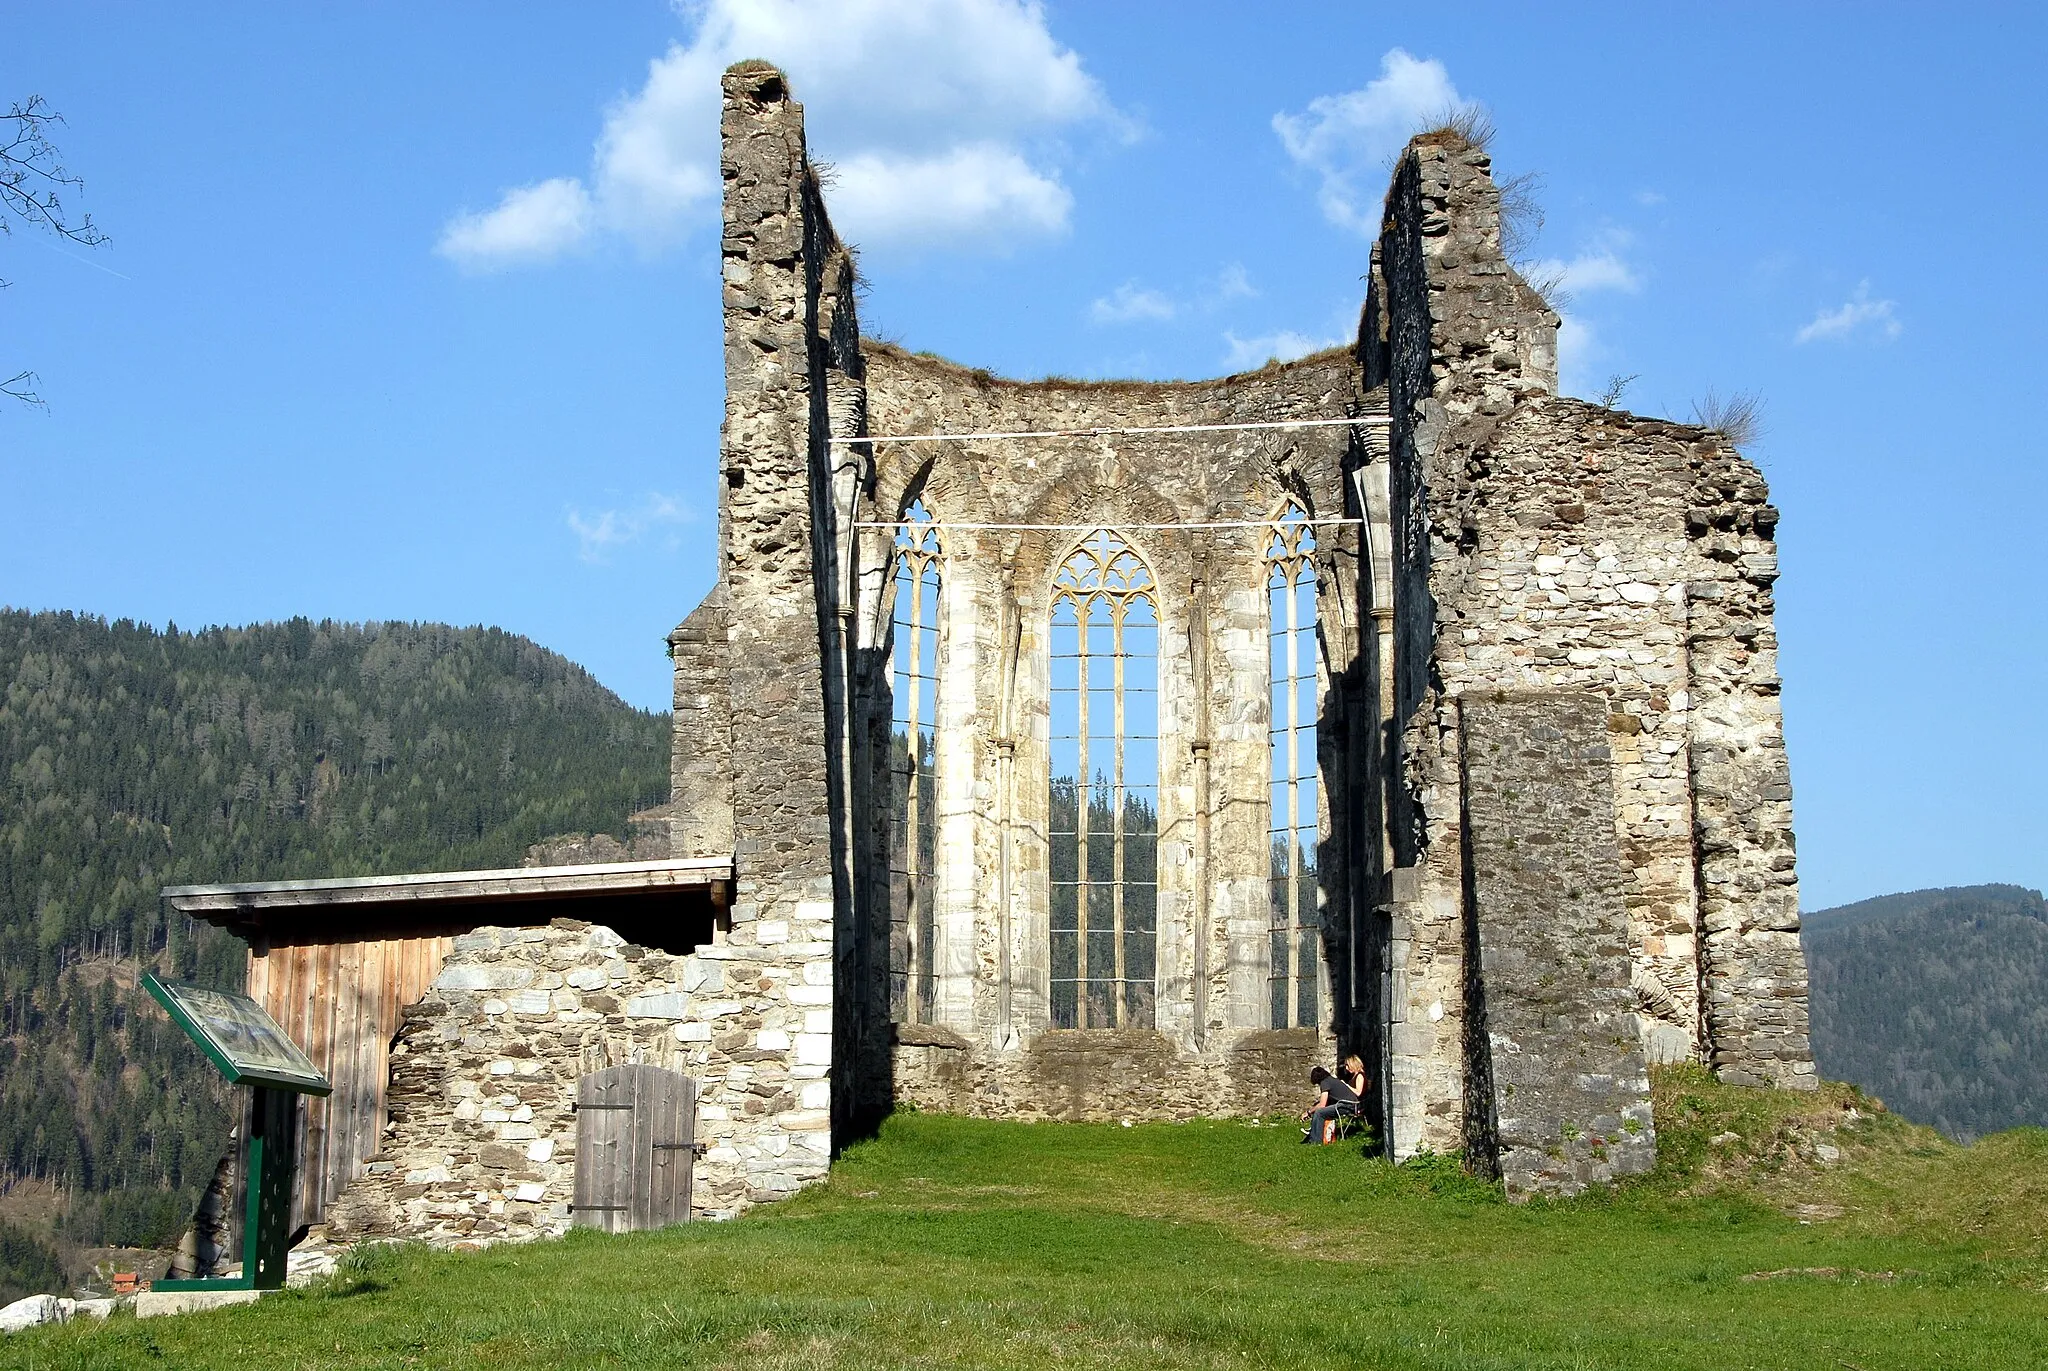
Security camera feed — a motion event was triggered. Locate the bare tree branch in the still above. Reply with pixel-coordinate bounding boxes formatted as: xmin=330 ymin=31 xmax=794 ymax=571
xmin=3 ymin=94 xmax=108 ymax=407
xmin=0 ymin=95 xmax=108 ymax=251
xmin=2 ymin=368 xmax=43 ymax=408
xmin=1598 ymin=373 xmax=1640 ymax=408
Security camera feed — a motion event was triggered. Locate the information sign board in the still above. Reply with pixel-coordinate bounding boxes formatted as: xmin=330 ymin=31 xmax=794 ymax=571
xmin=143 ymin=972 xmax=331 ymax=1096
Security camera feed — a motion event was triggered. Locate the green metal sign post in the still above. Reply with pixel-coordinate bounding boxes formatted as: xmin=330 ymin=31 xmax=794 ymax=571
xmin=143 ymin=971 xmax=330 ymax=1292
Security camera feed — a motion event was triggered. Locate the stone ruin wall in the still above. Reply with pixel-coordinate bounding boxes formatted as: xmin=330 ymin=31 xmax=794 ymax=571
xmin=851 ymin=345 xmax=1385 ymax=1118
xmin=324 ymin=917 xmax=832 ymax=1241
xmin=659 ymin=61 xmax=859 ymax=1178
xmin=654 ymin=63 xmax=1815 ymax=1186
xmin=1371 ymin=135 xmax=1813 ymax=1157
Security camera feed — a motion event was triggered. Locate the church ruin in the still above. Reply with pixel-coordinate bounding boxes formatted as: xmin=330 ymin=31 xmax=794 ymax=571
xmin=167 ymin=59 xmax=1815 ymax=1240
xmin=673 ymin=60 xmax=1813 ymax=1191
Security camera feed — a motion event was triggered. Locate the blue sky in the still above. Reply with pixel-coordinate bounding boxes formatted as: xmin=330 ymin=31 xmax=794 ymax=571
xmin=3 ymin=3 xmax=2042 ymax=908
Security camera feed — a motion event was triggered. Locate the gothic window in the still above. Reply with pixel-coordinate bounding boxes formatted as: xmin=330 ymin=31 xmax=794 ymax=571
xmin=890 ymin=500 xmax=941 ymax=1023
xmin=1048 ymin=531 xmax=1159 ymax=1029
xmin=1267 ymin=503 xmax=1321 ymax=1029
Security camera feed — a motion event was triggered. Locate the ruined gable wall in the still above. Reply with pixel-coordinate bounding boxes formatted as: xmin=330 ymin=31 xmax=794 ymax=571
xmin=857 ymin=345 xmax=1382 ymax=1115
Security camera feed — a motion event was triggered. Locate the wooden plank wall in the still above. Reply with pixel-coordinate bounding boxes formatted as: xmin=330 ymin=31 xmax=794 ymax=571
xmin=246 ymin=935 xmax=454 ymax=1231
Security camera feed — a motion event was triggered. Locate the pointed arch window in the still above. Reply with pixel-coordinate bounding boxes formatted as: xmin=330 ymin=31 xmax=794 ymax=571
xmin=1267 ymin=503 xmax=1321 ymax=1029
xmin=1048 ymin=531 xmax=1159 ymax=1029
xmin=890 ymin=500 xmax=941 ymax=1023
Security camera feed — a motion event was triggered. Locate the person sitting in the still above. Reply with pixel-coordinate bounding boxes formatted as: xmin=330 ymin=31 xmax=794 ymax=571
xmin=1300 ymin=1065 xmax=1360 ymax=1144
xmin=1341 ymin=1053 xmax=1370 ymax=1103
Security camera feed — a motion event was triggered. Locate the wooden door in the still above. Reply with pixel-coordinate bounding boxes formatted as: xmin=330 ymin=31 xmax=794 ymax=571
xmin=572 ymin=1065 xmax=697 ymax=1232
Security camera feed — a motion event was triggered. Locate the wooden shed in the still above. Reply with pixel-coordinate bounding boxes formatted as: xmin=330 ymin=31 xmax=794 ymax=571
xmin=163 ymin=857 xmax=732 ymax=1232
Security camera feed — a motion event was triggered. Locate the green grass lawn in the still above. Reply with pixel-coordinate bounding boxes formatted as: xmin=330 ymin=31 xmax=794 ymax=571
xmin=9 ymin=1068 xmax=2046 ymax=1370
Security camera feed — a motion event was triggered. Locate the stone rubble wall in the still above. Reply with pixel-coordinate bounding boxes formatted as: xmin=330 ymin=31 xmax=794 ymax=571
xmin=324 ymin=918 xmax=832 ymax=1242
xmin=1682 ymin=448 xmax=1813 ymax=1088
xmin=1459 ymin=692 xmax=1656 ymax=1197
xmin=893 ymin=1025 xmax=1323 ymax=1122
xmin=1378 ymin=135 xmax=1562 ymax=1157
xmin=668 ymin=587 xmax=732 ymax=861
xmin=1373 ymin=130 xmax=1814 ymax=1164
xmin=1449 ymin=400 xmax=1812 ymax=1087
xmin=709 ymin=60 xmax=850 ymax=1177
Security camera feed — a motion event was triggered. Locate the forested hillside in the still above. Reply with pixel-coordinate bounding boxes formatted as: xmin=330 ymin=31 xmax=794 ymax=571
xmin=0 ymin=610 xmax=670 ymax=1294
xmin=1804 ymin=884 xmax=2048 ymax=1143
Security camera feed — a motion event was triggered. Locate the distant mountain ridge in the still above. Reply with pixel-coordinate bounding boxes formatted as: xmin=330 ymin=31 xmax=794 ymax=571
xmin=1803 ymin=883 xmax=2048 ymax=1143
xmin=1803 ymin=883 xmax=2045 ymax=933
xmin=0 ymin=609 xmax=670 ymax=1297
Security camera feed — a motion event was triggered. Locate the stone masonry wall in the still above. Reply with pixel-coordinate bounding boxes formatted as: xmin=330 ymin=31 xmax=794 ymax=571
xmin=668 ymin=588 xmax=732 ymax=861
xmin=1372 ymin=129 xmax=1814 ymax=1163
xmin=893 ymin=1026 xmax=1319 ymax=1122
xmin=679 ymin=69 xmax=1814 ymax=1184
xmin=1378 ymin=134 xmax=1561 ymax=1157
xmin=1460 ymin=692 xmax=1656 ymax=1198
xmin=324 ymin=919 xmax=832 ymax=1239
xmin=710 ymin=61 xmax=843 ymax=1183
xmin=851 ymin=345 xmax=1380 ymax=1104
xmin=1445 ymin=401 xmax=1813 ymax=1088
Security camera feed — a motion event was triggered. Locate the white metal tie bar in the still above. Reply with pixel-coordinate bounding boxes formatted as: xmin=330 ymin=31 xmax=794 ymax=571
xmin=852 ymin=518 xmax=1364 ymax=531
xmin=827 ymin=415 xmax=1390 ymax=445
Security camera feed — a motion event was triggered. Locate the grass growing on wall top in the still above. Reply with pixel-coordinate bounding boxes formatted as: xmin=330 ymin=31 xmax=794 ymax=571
xmin=12 ymin=1067 xmax=2047 ymax=1370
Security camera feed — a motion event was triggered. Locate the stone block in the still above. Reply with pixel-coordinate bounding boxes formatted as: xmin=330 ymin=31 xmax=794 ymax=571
xmin=437 ymin=964 xmax=532 ymax=993
xmin=626 ymin=992 xmax=691 ymax=1019
xmin=0 ymin=1294 xmax=66 ymax=1332
xmin=134 ymin=1289 xmax=265 ymax=1318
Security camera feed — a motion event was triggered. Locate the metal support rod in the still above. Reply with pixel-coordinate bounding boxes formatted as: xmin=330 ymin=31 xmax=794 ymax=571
xmin=829 ymin=416 xmax=1391 ymax=445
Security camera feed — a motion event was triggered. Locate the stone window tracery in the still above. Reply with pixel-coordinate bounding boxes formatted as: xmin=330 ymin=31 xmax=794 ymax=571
xmin=1048 ymin=530 xmax=1159 ymax=1029
xmin=890 ymin=499 xmax=941 ymax=1023
xmin=1267 ymin=502 xmax=1321 ymax=1029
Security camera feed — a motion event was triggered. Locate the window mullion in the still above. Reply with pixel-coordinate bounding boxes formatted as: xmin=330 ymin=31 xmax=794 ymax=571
xmin=1111 ymin=599 xmax=1128 ymax=1029
xmin=1074 ymin=597 xmax=1091 ymax=1029
xmin=1285 ymin=557 xmax=1301 ymax=1028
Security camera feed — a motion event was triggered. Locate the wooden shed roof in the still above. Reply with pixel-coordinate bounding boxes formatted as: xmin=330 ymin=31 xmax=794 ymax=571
xmin=163 ymin=857 xmax=734 ymax=943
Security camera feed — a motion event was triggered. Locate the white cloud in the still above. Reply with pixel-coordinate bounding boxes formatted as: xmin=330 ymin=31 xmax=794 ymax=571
xmin=1091 ymin=264 xmax=1257 ymax=327
xmin=1092 ymin=282 xmax=1177 ymax=324
xmin=1538 ymin=250 xmax=1640 ymax=297
xmin=1555 ymin=316 xmax=1599 ymax=399
xmin=1272 ymin=49 xmax=1462 ymax=234
xmin=1213 ymin=263 xmax=1256 ymax=301
xmin=436 ymin=178 xmax=595 ymax=271
xmin=1795 ymin=280 xmax=1902 ymax=344
xmin=438 ymin=0 xmax=1115 ymax=268
xmin=567 ymin=493 xmax=691 ymax=562
xmin=1222 ymin=329 xmax=1342 ymax=371
xmin=829 ymin=143 xmax=1071 ymax=248
xmin=1527 ymin=230 xmax=1642 ymax=308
